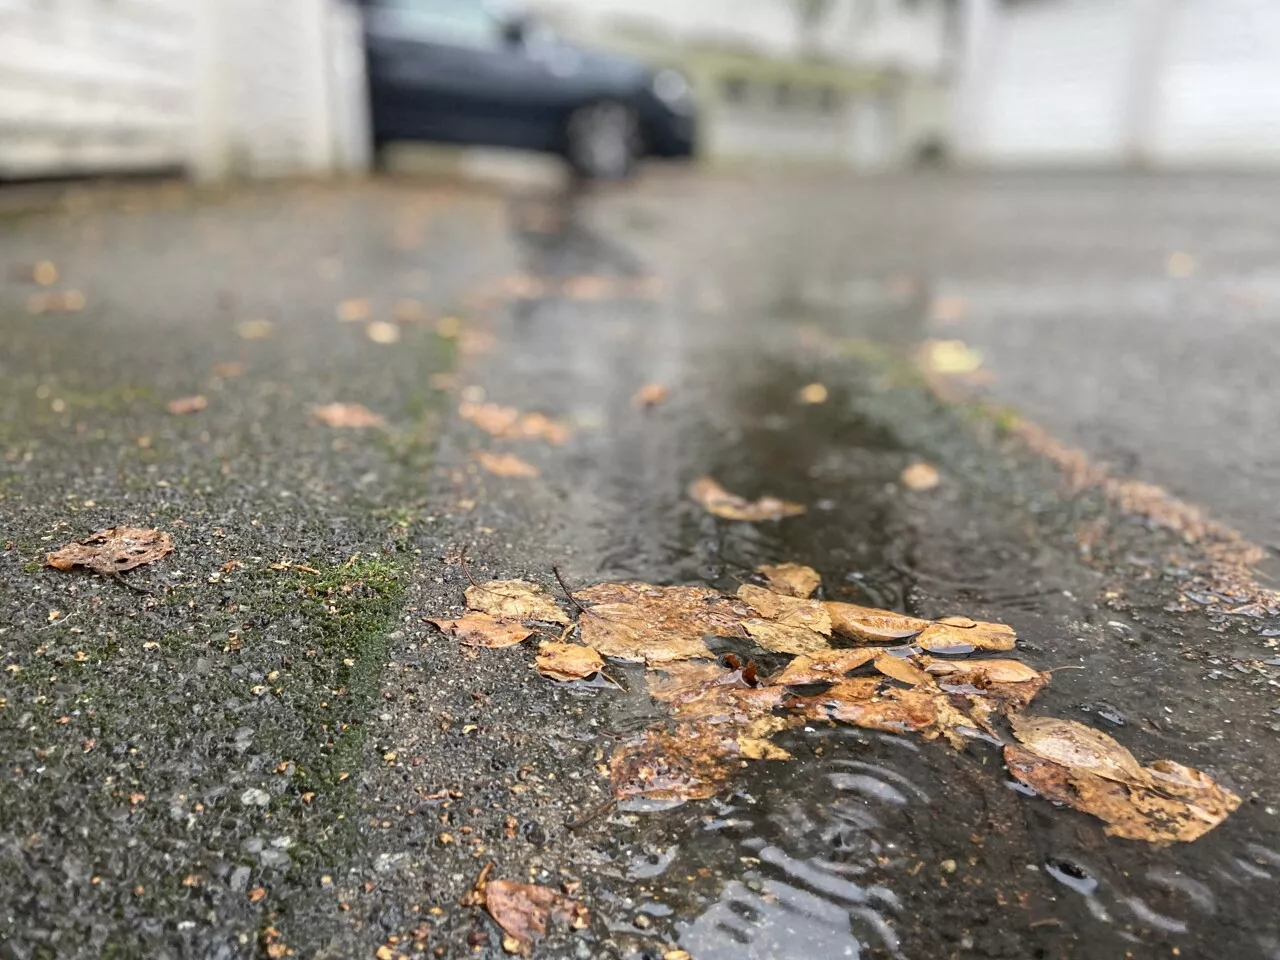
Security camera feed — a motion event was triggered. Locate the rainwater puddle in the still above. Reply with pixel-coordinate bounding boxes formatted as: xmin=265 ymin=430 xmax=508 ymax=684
xmin=505 ymin=198 xmax=1280 ymax=960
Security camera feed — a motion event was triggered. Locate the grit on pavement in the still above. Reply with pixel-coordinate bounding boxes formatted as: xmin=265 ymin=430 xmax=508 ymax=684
xmin=2 ymin=171 xmax=1279 ymax=960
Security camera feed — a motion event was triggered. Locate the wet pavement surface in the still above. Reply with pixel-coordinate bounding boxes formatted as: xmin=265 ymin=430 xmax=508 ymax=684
xmin=2 ymin=172 xmax=1280 ymax=960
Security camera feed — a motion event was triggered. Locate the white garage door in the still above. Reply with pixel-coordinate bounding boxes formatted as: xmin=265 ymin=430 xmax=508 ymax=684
xmin=1149 ymin=0 xmax=1280 ymax=164
xmin=967 ymin=0 xmax=1137 ymax=164
xmin=0 ymin=0 xmax=196 ymax=179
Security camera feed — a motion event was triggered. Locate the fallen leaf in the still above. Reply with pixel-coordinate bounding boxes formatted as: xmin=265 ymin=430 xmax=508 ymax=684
xmin=922 ymin=339 xmax=983 ymax=375
xmin=1004 ymin=728 xmax=1240 ymax=843
xmin=484 ymin=879 xmax=588 ymax=957
xmin=576 ymin=581 xmax=748 ymax=663
xmin=825 ymin=602 xmax=931 ymax=642
xmin=365 ymin=321 xmax=401 ymax=344
xmin=474 ymin=451 xmax=539 ymax=478
xmin=920 ymin=656 xmax=1048 ymax=711
xmin=796 ymin=680 xmax=975 ymax=749
xmin=738 ymin=584 xmax=831 ymax=634
xmin=336 ymin=298 xmax=371 ymax=322
xmin=166 ymin=395 xmax=208 ymax=415
xmin=429 ymin=614 xmax=533 ymax=649
xmin=34 ymin=260 xmax=59 ymax=286
xmin=689 ymin=477 xmax=806 ymax=522
xmin=610 ymin=720 xmax=789 ymax=811
xmin=313 ymin=403 xmax=385 ymax=429
xmin=47 ymin=527 xmax=174 ymax=576
xmin=212 ymin=361 xmax=245 ymax=379
xmin=465 ymin=579 xmax=569 ymax=625
xmin=742 ymin=619 xmax=830 ymax=656
xmin=647 ymin=661 xmax=731 ymax=702
xmin=631 ymin=383 xmax=669 ymax=409
xmin=756 ymin=562 xmax=821 ymax=599
xmin=668 ymin=681 xmax=787 ymax=725
xmin=459 ymin=402 xmax=571 ymax=445
xmin=236 ymin=319 xmax=273 ymax=340
xmin=536 ymin=642 xmax=604 ymax=681
xmin=771 ymin=648 xmax=880 ymax=685
xmin=900 ymin=462 xmax=940 ymax=492
xmin=872 ymin=653 xmax=935 ymax=687
xmin=913 ymin=616 xmax=1016 ymax=652
xmin=1008 ymin=716 xmax=1145 ymax=783
xmin=797 ymin=383 xmax=828 ymax=405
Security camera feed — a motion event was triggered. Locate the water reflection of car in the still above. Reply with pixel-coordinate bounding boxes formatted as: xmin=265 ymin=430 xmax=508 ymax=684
xmin=360 ymin=0 xmax=698 ymax=180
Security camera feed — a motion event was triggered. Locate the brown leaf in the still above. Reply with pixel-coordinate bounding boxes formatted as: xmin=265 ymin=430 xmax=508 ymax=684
xmin=920 ymin=656 xmax=1049 ymax=711
xmin=631 ymin=383 xmax=669 ymax=409
xmin=465 ymin=580 xmax=569 ymax=625
xmin=688 ymin=477 xmax=806 ymax=522
xmin=484 ymin=879 xmax=588 ymax=957
xmin=825 ymin=602 xmax=931 ymax=642
xmin=771 ymin=648 xmax=880 ymax=685
xmin=1003 ymin=742 xmax=1240 ymax=844
xmin=166 ymin=395 xmax=208 ymax=415
xmin=900 ymin=462 xmax=940 ymax=491
xmin=796 ymin=681 xmax=976 ymax=749
xmin=575 ymin=582 xmax=748 ymax=663
xmin=610 ymin=720 xmax=791 ymax=810
xmin=872 ymin=653 xmax=935 ymax=687
xmin=459 ymin=402 xmax=571 ymax=445
xmin=672 ymin=684 xmax=788 ymax=725
xmin=46 ymin=527 xmax=173 ymax=576
xmin=737 ymin=584 xmax=831 ymax=634
xmin=212 ymin=361 xmax=245 ymax=379
xmin=536 ymin=642 xmax=604 ymax=681
xmin=313 ymin=403 xmax=385 ymax=429
xmin=647 ymin=662 xmax=733 ymax=702
xmin=756 ymin=562 xmax=821 ymax=599
xmin=913 ymin=616 xmax=1017 ymax=652
xmin=610 ymin=727 xmax=731 ymax=809
xmin=1009 ymin=716 xmax=1145 ymax=784
xmin=474 ymin=451 xmax=539 ymax=478
xmin=742 ymin=618 xmax=831 ymax=656
xmin=428 ymin=614 xmax=533 ymax=649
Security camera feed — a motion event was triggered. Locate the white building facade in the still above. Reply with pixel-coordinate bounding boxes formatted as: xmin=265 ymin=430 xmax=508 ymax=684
xmin=953 ymin=0 xmax=1280 ymax=166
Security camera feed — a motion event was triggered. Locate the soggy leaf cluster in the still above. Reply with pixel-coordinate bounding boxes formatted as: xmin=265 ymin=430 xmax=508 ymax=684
xmin=430 ymin=563 xmax=1238 ymax=844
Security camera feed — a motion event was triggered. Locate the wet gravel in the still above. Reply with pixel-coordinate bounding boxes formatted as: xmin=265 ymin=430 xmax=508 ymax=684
xmin=3 ymin=172 xmax=1280 ymax=959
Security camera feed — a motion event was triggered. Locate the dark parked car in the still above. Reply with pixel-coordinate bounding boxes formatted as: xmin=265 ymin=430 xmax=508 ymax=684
xmin=360 ymin=0 xmax=698 ymax=179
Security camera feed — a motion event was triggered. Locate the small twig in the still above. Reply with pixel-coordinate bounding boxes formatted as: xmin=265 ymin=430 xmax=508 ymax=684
xmin=40 ymin=612 xmax=76 ymax=629
xmin=547 ymin=568 xmax=591 ymax=619
xmin=459 ymin=546 xmax=489 ymax=591
xmin=565 ymin=797 xmax=616 ymax=831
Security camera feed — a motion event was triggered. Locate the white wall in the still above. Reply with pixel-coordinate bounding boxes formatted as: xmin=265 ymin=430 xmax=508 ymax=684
xmin=0 ymin=0 xmax=367 ymax=182
xmin=0 ymin=0 xmax=196 ymax=178
xmin=954 ymin=0 xmax=1280 ymax=167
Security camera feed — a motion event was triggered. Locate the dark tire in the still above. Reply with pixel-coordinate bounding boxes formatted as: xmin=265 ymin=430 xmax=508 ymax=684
xmin=565 ymin=100 xmax=640 ymax=181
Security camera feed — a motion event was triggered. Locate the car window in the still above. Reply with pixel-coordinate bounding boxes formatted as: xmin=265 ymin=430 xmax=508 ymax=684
xmin=376 ymin=0 xmax=502 ymax=49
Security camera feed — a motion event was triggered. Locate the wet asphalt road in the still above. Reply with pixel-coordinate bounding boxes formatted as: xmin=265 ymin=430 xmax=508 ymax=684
xmin=2 ymin=171 xmax=1280 ymax=960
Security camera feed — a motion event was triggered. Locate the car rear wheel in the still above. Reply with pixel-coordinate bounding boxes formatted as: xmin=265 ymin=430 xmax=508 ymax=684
xmin=566 ymin=101 xmax=640 ymax=180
